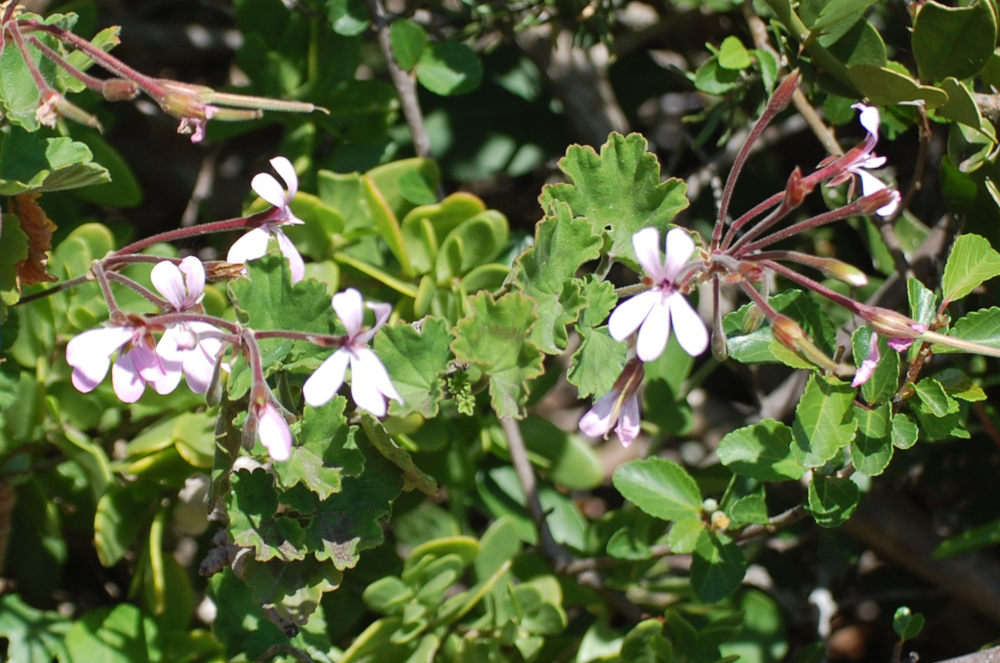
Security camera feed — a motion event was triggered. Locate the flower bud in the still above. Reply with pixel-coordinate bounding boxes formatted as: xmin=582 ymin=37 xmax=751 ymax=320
xmin=858 ymin=305 xmax=926 ymax=342
xmin=101 ymin=78 xmax=140 ymax=101
xmin=771 ymin=315 xmax=840 ymax=372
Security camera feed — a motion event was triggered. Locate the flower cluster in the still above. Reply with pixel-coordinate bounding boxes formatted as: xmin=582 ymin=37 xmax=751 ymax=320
xmin=64 ymin=157 xmax=401 ymax=463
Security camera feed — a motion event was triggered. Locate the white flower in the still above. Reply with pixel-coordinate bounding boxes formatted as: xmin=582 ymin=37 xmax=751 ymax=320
xmin=302 ymin=288 xmax=402 ymax=417
xmin=256 ymin=401 xmax=292 ymax=462
xmin=608 ymin=227 xmax=709 ymax=361
xmin=66 ymin=323 xmax=173 ymax=403
xmin=834 ymin=104 xmax=900 ymax=218
xmin=579 ymin=358 xmax=645 ymax=447
xmin=851 ymin=330 xmax=920 ymax=388
xmin=227 ymin=156 xmax=306 ymax=283
xmin=151 ymin=257 xmax=224 ymax=394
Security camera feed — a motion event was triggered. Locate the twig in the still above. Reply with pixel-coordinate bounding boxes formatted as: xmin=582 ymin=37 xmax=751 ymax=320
xmin=935 ymin=647 xmax=1000 ymax=663
xmin=742 ymin=0 xmax=842 ymax=156
xmin=499 ymin=416 xmax=571 ymax=570
xmin=365 ymin=0 xmax=432 ymax=159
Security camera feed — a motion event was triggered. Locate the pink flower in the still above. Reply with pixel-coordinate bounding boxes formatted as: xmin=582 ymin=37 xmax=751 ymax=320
xmin=302 ymin=288 xmax=402 ymax=416
xmin=244 ymin=384 xmax=293 ymax=462
xmin=851 ymin=329 xmax=923 ymax=388
xmin=832 ymin=104 xmax=900 ymax=218
xmin=227 ymin=157 xmax=305 ymax=283
xmin=608 ymin=227 xmax=709 ymax=361
xmin=151 ymin=257 xmax=224 ymax=394
xmin=256 ymin=401 xmax=292 ymax=462
xmin=579 ymin=359 xmax=645 ymax=447
xmin=66 ymin=322 xmax=173 ymax=403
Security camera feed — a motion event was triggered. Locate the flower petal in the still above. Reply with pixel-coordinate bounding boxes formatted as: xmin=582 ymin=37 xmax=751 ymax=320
xmin=608 ymin=290 xmax=659 ymax=341
xmin=151 ymin=261 xmax=187 ymax=310
xmin=852 ymin=103 xmax=881 ymax=143
xmin=616 ymin=392 xmax=641 ymax=447
xmin=852 ymin=335 xmax=881 ymax=388
xmin=258 ymin=402 xmax=292 ymax=462
xmin=274 ymin=228 xmax=305 ymax=283
xmin=227 ymin=227 xmax=271 ymax=265
xmin=67 ymin=327 xmax=133 ymax=392
xmin=179 ymin=256 xmax=205 ymax=307
xmin=269 ymin=156 xmax=298 ymax=200
xmin=667 ymin=293 xmax=709 ymax=357
xmin=856 ymin=170 xmax=899 ymax=217
xmin=354 ymin=348 xmax=402 ymax=404
xmin=579 ymin=390 xmax=618 ymax=438
xmin=632 ymin=227 xmax=663 ymax=280
xmin=636 ymin=300 xmax=670 ymax=362
xmin=112 ymin=352 xmax=146 ymax=403
xmin=251 ymin=172 xmax=287 ymax=209
xmin=350 ymin=365 xmax=389 ymax=417
xmin=302 ymin=349 xmax=350 ymax=408
xmin=663 ymin=227 xmax=695 ymax=280
xmin=332 ymin=288 xmax=365 ymax=339
xmin=357 ymin=301 xmax=392 ymax=345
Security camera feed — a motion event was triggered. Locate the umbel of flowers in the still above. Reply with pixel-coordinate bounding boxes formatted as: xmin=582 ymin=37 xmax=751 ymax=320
xmin=63 ymin=157 xmax=401 ymax=462
xmin=578 ymin=81 xmax=928 ymax=448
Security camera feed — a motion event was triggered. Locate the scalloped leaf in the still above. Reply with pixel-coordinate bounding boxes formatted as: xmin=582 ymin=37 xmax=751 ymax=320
xmin=451 ymin=292 xmax=544 ymax=418
xmin=540 ymin=133 xmax=689 ymax=266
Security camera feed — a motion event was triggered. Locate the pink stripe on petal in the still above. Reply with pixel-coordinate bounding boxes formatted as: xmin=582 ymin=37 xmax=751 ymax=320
xmin=579 ymin=390 xmax=618 ymax=438
xmin=663 ymin=227 xmax=695 ymax=280
xmin=112 ymin=353 xmax=145 ymax=403
xmin=616 ymin=393 xmax=641 ymax=447
xmin=151 ymin=261 xmax=186 ymax=310
xmin=258 ymin=403 xmax=292 ymax=461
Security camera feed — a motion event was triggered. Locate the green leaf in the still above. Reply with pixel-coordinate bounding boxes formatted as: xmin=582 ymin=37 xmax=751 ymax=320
xmin=891 ymin=413 xmax=919 ymax=449
xmin=892 ymin=607 xmax=925 ymax=642
xmin=304 ymin=445 xmax=403 ymax=570
xmin=913 ymin=378 xmax=959 ymax=417
xmin=807 ymin=474 xmax=861 ymax=527
xmin=718 ymin=36 xmax=752 ymax=69
xmin=936 ymin=307 xmax=1000 ymax=354
xmin=723 ymin=290 xmax=836 ymax=365
xmin=374 ymin=317 xmax=452 ymax=417
xmin=519 ymin=416 xmax=603 ymax=490
xmin=942 ymin=234 xmax=1000 ymax=304
xmin=850 ymin=404 xmax=893 ymax=477
xmin=541 ymin=133 xmax=689 ymax=267
xmin=0 ymin=129 xmax=110 ymax=195
xmin=512 ymin=201 xmax=602 ymax=353
xmin=937 ymin=78 xmax=987 ymax=129
xmin=667 ymin=517 xmax=706 ymax=554
xmin=934 ymin=518 xmax=1000 ymax=558
xmin=363 ymin=576 xmax=413 ymax=614
xmin=241 ymin=557 xmax=342 ymax=627
xmin=389 ymin=19 xmax=427 ymax=71
xmin=94 ymin=484 xmax=152 ymax=567
xmin=851 ymin=327 xmax=899 ymax=405
xmin=791 ymin=375 xmax=857 ymax=468
xmin=416 ymin=41 xmax=483 ymax=95
xmin=451 ymin=292 xmax=544 ymax=418
xmin=65 ymin=604 xmax=152 ymax=663
xmin=934 ymin=368 xmax=987 ymax=402
xmin=716 ymin=419 xmax=804 ymax=481
xmin=612 ymin=458 xmax=702 ymax=522
xmin=327 ymin=0 xmax=370 ymax=36
xmin=0 ymin=594 xmax=70 ymax=663
xmin=847 ymin=64 xmax=948 ymax=107
xmin=913 ymin=0 xmax=997 ymax=81
xmin=228 ymin=469 xmax=307 ymax=562
xmin=907 ymin=277 xmax=938 ymax=331
xmin=809 ymin=0 xmax=878 ymax=34
xmin=691 ymin=532 xmax=747 ymax=603
xmin=567 ymin=326 xmax=627 ymax=399
xmin=400 ymin=192 xmax=485 ymax=274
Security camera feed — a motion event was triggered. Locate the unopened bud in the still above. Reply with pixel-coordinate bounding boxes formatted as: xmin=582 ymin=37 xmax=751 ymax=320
xmin=768 ymin=70 xmax=800 ymax=115
xmin=710 ymin=510 xmax=731 ymax=531
xmin=858 ymin=305 xmax=926 ymax=341
xmin=788 ymin=252 xmax=869 ymax=287
xmin=783 ymin=166 xmax=811 ymax=209
xmin=101 ymin=78 xmax=140 ymax=101
xmin=772 ymin=315 xmax=840 ymax=372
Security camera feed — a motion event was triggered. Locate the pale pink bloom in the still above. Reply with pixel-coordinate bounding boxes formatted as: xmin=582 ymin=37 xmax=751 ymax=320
xmin=302 ymin=288 xmax=402 ymax=416
xmin=151 ymin=257 xmax=224 ymax=394
xmin=608 ymin=227 xmax=709 ymax=361
xmin=256 ymin=401 xmax=292 ymax=462
xmin=833 ymin=104 xmax=900 ymax=217
xmin=227 ymin=156 xmax=305 ymax=283
xmin=851 ymin=330 xmax=921 ymax=388
xmin=579 ymin=358 xmax=645 ymax=447
xmin=66 ymin=323 xmax=172 ymax=403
